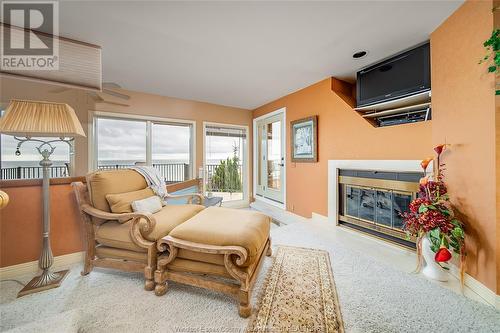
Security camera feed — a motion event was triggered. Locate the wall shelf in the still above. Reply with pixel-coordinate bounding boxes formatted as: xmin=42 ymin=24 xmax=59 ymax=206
xmin=362 ymin=102 xmax=431 ymax=119
xmin=355 ymin=90 xmax=431 ymax=112
xmin=355 ymin=90 xmax=431 ymax=127
xmin=331 ymin=78 xmax=431 ymax=128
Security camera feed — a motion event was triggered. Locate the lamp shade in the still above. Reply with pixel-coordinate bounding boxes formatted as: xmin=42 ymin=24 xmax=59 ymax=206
xmin=0 ymin=99 xmax=86 ymax=137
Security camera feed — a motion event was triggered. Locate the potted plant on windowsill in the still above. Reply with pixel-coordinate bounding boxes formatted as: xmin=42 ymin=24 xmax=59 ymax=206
xmin=401 ymin=145 xmax=466 ymax=283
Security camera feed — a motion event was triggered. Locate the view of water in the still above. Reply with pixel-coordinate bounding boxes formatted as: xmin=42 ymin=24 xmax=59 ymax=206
xmin=1 ymin=159 xmax=227 ymax=169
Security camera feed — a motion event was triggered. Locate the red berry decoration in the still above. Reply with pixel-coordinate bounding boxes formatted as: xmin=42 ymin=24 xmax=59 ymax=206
xmin=434 ymin=247 xmax=452 ymax=262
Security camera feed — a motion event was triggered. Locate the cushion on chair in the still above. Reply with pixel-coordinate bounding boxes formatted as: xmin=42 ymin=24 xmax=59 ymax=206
xmin=95 ymin=220 xmax=146 ymax=252
xmin=95 ymin=245 xmax=148 ymax=262
xmin=87 ymin=169 xmax=148 ymax=212
xmin=106 ymin=188 xmax=155 ymax=213
xmin=143 ymin=204 xmax=205 ymax=241
xmin=169 ymin=207 xmax=271 ymax=266
xmin=177 ymin=248 xmax=225 ymax=266
xmin=168 ymin=258 xmax=232 ymax=278
xmin=132 ymin=196 xmax=163 ymax=214
xmin=95 ymin=204 xmax=205 ymax=251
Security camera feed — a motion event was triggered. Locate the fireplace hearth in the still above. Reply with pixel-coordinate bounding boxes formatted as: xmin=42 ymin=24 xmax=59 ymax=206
xmin=337 ymin=169 xmax=420 ymax=248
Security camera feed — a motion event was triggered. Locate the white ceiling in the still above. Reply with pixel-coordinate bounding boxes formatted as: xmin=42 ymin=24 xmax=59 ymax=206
xmin=56 ymin=1 xmax=463 ymax=109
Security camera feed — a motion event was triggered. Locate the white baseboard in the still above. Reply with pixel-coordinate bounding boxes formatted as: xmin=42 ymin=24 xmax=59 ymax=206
xmin=253 ymin=196 xmax=285 ymax=210
xmin=221 ymin=199 xmax=250 ymax=209
xmin=311 ymin=212 xmax=329 ymax=223
xmin=0 ymin=251 xmax=84 ymax=280
xmin=449 ymin=265 xmax=500 ymax=311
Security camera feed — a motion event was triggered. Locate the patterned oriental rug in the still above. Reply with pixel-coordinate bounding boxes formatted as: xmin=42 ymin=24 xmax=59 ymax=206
xmin=247 ymin=246 xmax=344 ymax=333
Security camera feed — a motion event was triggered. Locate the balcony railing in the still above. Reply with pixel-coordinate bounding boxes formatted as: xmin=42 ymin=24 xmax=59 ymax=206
xmin=1 ymin=163 xmax=243 ymax=193
xmin=205 ymin=164 xmax=243 ymax=193
xmin=0 ymin=163 xmax=190 ymax=182
xmin=98 ymin=163 xmax=190 ymax=183
xmin=1 ymin=165 xmax=69 ymax=180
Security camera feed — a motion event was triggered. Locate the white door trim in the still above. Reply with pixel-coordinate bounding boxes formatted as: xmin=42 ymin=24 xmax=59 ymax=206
xmin=253 ymin=107 xmax=286 ymax=210
xmin=203 ymin=121 xmax=250 ymax=207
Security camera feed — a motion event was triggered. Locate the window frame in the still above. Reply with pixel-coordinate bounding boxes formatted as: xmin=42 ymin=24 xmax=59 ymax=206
xmin=88 ymin=111 xmax=196 ymax=180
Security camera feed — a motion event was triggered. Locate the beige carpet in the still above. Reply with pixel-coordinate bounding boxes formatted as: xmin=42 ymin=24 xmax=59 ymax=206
xmin=2 ymin=221 xmax=500 ymax=332
xmin=247 ymin=246 xmax=344 ymax=333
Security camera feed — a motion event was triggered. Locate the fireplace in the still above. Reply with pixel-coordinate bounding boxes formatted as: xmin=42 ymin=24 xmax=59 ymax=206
xmin=337 ymin=169 xmax=420 ymax=248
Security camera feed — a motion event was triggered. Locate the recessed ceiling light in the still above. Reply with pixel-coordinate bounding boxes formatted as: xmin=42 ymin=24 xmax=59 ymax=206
xmin=353 ymin=51 xmax=367 ymax=59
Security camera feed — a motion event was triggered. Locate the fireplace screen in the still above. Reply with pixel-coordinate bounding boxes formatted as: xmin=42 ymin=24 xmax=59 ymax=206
xmin=344 ymin=185 xmax=412 ymax=231
xmin=338 ymin=171 xmax=419 ymax=247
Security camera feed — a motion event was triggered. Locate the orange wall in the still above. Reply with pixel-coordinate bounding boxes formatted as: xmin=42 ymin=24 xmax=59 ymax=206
xmin=430 ymin=0 xmax=497 ymax=292
xmin=0 ymin=182 xmax=84 ymax=267
xmin=253 ymin=78 xmax=432 ymax=217
xmin=493 ymin=0 xmax=500 ymax=297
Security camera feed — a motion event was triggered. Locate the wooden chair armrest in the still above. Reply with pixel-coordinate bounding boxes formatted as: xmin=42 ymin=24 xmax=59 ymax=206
xmin=81 ymin=204 xmax=157 ymax=245
xmin=165 ymin=193 xmax=205 ymax=205
xmin=80 ymin=204 xmax=148 ymax=222
xmin=157 ymin=235 xmax=248 ymax=268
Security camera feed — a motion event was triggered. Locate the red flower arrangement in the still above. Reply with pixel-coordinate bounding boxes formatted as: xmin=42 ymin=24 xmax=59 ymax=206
xmin=401 ymin=144 xmax=466 ymax=283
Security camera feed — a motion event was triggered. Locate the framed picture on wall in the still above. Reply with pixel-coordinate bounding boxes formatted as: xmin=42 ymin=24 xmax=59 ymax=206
xmin=291 ymin=115 xmax=318 ymax=162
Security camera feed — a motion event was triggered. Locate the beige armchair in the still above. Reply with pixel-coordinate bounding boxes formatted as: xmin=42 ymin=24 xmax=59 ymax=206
xmin=72 ymin=169 xmax=205 ymax=290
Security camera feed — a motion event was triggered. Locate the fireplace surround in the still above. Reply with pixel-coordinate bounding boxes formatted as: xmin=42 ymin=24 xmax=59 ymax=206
xmin=328 ymin=160 xmax=431 ymax=249
xmin=338 ymin=169 xmax=419 ymax=247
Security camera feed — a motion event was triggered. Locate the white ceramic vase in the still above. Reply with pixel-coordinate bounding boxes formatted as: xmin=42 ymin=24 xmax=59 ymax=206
xmin=421 ymin=234 xmax=449 ymax=282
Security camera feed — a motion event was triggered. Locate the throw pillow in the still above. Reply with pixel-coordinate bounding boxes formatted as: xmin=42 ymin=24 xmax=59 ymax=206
xmin=106 ymin=188 xmax=155 ymax=213
xmin=131 ymin=195 xmax=163 ymax=214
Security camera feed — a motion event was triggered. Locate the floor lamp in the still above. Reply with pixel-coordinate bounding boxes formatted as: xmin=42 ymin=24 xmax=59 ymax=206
xmin=0 ymin=99 xmax=86 ymax=297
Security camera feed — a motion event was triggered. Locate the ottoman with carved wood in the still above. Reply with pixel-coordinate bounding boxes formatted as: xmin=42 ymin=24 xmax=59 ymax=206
xmin=154 ymin=207 xmax=272 ymax=318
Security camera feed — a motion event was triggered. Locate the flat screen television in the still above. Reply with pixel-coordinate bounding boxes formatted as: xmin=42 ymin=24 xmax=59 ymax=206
xmin=356 ymin=43 xmax=430 ymax=107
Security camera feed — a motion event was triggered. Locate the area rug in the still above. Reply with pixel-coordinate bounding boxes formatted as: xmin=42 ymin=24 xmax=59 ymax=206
xmin=247 ymin=246 xmax=344 ymax=333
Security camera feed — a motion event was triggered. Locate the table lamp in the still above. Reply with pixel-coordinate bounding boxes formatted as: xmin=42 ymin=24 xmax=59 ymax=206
xmin=0 ymin=99 xmax=85 ymax=297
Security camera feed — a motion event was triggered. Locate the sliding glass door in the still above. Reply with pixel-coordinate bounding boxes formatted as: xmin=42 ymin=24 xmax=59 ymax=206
xmin=204 ymin=123 xmax=248 ymax=205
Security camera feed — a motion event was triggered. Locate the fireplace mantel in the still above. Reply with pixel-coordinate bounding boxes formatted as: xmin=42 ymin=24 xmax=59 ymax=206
xmin=327 ymin=160 xmax=432 ymax=224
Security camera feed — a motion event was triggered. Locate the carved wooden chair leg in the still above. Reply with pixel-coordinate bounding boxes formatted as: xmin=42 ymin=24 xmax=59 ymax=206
xmin=144 ymin=245 xmax=157 ymax=291
xmin=238 ymin=289 xmax=251 ymax=318
xmin=266 ymin=238 xmax=272 ymax=256
xmin=81 ymin=234 xmax=96 ymax=276
xmin=154 ymin=280 xmax=168 ymax=296
xmin=154 ymin=242 xmax=177 ymax=296
xmin=78 ymin=190 xmax=97 ymax=276
xmin=81 ymin=253 xmax=94 ymax=276
xmin=154 ymin=268 xmax=168 ymax=296
xmin=144 ymin=276 xmax=155 ymax=291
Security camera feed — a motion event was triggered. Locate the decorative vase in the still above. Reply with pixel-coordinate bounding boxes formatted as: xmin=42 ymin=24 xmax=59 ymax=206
xmin=421 ymin=234 xmax=449 ymax=282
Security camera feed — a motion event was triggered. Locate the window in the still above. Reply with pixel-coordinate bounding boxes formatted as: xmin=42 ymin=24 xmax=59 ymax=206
xmin=204 ymin=123 xmax=248 ymax=203
xmin=152 ymin=123 xmax=192 ymax=182
xmin=0 ymin=109 xmax=73 ymax=180
xmin=96 ymin=118 xmax=147 ymax=169
xmin=92 ymin=113 xmax=194 ymax=183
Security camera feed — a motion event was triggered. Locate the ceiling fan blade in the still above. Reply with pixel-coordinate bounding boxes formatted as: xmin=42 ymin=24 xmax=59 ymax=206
xmin=49 ymin=87 xmax=71 ymax=94
xmin=102 ymin=82 xmax=121 ymax=89
xmin=102 ymin=88 xmax=130 ymax=100
xmin=89 ymin=92 xmax=130 ymax=107
xmin=101 ymin=99 xmax=130 ymax=107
